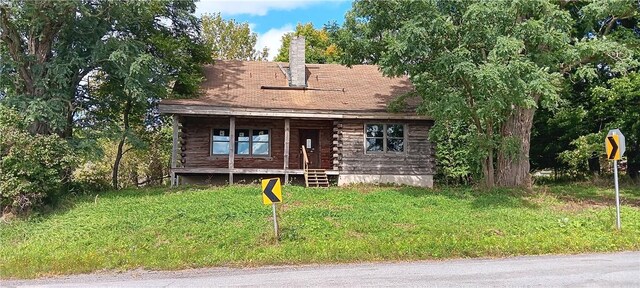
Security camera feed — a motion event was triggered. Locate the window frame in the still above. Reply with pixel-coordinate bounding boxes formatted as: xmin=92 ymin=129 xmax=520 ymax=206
xmin=235 ymin=129 xmax=251 ymax=156
xmin=211 ymin=128 xmax=231 ymax=156
xmin=210 ymin=127 xmax=271 ymax=157
xmin=249 ymin=129 xmax=271 ymax=157
xmin=363 ymin=123 xmax=407 ymax=154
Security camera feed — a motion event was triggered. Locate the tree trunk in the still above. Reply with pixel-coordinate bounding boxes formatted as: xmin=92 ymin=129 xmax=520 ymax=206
xmin=588 ymin=154 xmax=600 ymax=175
xmin=481 ymin=148 xmax=495 ymax=188
xmin=112 ymin=100 xmax=131 ymax=189
xmin=496 ymin=107 xmax=535 ymax=188
xmin=27 ymin=120 xmax=52 ymax=135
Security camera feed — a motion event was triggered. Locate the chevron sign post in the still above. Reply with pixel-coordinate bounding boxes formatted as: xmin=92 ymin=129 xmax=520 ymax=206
xmin=606 ymin=129 xmax=625 ymax=230
xmin=262 ymin=178 xmax=282 ymax=239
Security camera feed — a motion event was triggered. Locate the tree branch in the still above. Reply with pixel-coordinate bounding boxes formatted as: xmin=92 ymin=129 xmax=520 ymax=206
xmin=0 ymin=5 xmax=33 ymax=94
xmin=599 ymin=16 xmax=617 ymax=36
xmin=459 ymin=76 xmax=484 ymax=133
xmin=122 ymin=146 xmax=135 ymax=157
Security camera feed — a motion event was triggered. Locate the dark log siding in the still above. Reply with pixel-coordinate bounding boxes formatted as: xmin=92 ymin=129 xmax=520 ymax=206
xmin=335 ymin=120 xmax=435 ymax=175
xmin=179 ymin=116 xmax=333 ymax=170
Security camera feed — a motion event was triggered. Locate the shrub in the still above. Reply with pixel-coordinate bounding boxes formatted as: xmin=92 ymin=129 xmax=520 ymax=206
xmin=0 ymin=107 xmax=76 ymax=214
xmin=71 ymin=161 xmax=112 ymax=193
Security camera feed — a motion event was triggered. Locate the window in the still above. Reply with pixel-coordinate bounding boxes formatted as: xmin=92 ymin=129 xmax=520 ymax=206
xmin=212 ymin=129 xmax=230 ymax=155
xmin=365 ymin=124 xmax=405 ymax=153
xmin=236 ymin=129 xmax=250 ymax=155
xmin=252 ymin=129 xmax=269 ymax=155
xmin=386 ymin=124 xmax=405 ymax=152
xmin=211 ymin=128 xmax=270 ymax=156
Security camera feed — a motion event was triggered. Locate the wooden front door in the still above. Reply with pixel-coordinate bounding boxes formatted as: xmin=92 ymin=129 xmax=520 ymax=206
xmin=300 ymin=129 xmax=320 ymax=169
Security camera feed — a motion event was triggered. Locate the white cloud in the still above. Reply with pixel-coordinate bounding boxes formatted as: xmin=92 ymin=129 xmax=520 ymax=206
xmin=255 ymin=24 xmax=294 ymax=61
xmin=196 ymin=0 xmax=324 ymax=17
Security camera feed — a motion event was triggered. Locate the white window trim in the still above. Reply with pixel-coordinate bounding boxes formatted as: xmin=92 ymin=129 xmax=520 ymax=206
xmin=210 ymin=128 xmax=272 ymax=157
xmin=363 ymin=123 xmax=407 ymax=154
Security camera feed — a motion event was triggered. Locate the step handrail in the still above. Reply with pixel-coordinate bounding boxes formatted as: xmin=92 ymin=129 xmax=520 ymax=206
xmin=301 ymin=145 xmax=309 ymax=172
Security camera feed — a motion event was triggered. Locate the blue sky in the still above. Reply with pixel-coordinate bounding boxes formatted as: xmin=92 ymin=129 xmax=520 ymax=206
xmin=196 ymin=0 xmax=353 ymax=60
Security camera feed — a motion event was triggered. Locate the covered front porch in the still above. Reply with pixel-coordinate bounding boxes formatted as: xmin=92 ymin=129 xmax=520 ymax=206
xmin=169 ymin=114 xmax=337 ymax=187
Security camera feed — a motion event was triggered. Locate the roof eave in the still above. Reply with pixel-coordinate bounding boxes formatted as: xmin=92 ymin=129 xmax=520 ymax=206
xmin=158 ymin=103 xmax=431 ymax=120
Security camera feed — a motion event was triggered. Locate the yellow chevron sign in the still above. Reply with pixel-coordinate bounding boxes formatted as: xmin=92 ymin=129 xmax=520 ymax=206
xmin=606 ymin=135 xmax=620 ymax=160
xmin=605 ymin=129 xmax=625 ymax=161
xmin=262 ymin=178 xmax=282 ymax=205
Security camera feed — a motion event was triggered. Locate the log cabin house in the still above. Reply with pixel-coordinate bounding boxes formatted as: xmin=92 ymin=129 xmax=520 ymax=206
xmin=159 ymin=37 xmax=435 ymax=187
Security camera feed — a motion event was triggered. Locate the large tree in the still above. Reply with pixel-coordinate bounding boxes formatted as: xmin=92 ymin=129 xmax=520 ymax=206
xmin=201 ymin=12 xmax=268 ymax=60
xmin=1 ymin=0 xmax=85 ymax=136
xmin=335 ymin=0 xmax=635 ymax=188
xmin=533 ymin=1 xmax=640 ymax=181
xmin=1 ymin=0 xmax=210 ymax=190
xmin=80 ymin=1 xmax=210 ymax=189
xmin=274 ymin=23 xmax=340 ymax=64
xmin=0 ymin=0 xmax=207 ymax=138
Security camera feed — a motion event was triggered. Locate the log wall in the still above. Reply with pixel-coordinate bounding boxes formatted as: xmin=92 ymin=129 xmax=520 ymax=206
xmin=179 ymin=116 xmax=333 ymax=170
xmin=176 ymin=116 xmax=435 ymax=176
xmin=334 ymin=120 xmax=436 ymax=175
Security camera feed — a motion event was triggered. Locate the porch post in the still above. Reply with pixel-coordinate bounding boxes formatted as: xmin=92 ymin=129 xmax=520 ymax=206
xmin=284 ymin=118 xmax=290 ymax=184
xmin=170 ymin=114 xmax=178 ymax=186
xmin=228 ymin=116 xmax=235 ymax=184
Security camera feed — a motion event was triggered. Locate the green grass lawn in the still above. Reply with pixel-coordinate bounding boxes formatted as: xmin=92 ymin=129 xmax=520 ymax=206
xmin=1 ymin=184 xmax=640 ymax=279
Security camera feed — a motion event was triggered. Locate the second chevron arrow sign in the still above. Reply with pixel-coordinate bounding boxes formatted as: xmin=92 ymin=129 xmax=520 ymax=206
xmin=605 ymin=129 xmax=625 ymax=161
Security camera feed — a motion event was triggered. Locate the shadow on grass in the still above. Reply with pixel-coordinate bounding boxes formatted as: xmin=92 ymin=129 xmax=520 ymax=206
xmin=542 ymin=184 xmax=640 ymax=207
xmin=395 ymin=186 xmax=541 ymax=210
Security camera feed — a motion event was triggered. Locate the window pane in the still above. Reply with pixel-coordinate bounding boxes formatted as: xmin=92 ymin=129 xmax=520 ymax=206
xmin=236 ymin=142 xmax=250 ymax=155
xmin=236 ymin=129 xmax=250 ymax=142
xmin=366 ymin=138 xmax=384 ymax=152
xmin=387 ymin=124 xmax=404 ymax=138
xmin=212 ymin=142 xmax=229 ymax=154
xmin=387 ymin=138 xmax=404 ymax=152
xmin=213 ymin=129 xmax=230 ymax=141
xmin=366 ymin=124 xmax=384 ymax=137
xmin=252 ymin=129 xmax=269 ymax=142
xmin=252 ymin=142 xmax=269 ymax=155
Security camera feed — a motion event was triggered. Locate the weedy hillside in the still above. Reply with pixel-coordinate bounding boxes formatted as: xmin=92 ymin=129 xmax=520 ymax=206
xmin=1 ymin=184 xmax=639 ymax=279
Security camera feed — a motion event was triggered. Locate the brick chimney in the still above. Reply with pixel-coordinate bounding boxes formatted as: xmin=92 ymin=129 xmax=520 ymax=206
xmin=289 ymin=36 xmax=306 ymax=87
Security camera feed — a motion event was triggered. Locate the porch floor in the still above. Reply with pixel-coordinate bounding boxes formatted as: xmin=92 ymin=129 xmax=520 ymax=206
xmin=172 ymin=167 xmax=339 ymax=175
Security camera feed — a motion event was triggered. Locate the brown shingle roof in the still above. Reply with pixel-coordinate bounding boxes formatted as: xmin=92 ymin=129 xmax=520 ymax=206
xmin=161 ymin=60 xmax=417 ymax=113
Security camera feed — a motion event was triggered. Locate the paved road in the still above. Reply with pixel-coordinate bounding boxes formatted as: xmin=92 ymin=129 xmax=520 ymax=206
xmin=3 ymin=252 xmax=639 ymax=287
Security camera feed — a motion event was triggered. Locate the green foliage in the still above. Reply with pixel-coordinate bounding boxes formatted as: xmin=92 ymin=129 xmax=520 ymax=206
xmin=590 ymin=72 xmax=640 ymax=178
xmin=559 ymin=132 xmax=605 ymax=176
xmin=430 ymin=120 xmax=480 ymax=185
xmin=532 ymin=2 xmax=640 ymax=179
xmin=0 ymin=106 xmax=75 ymax=213
xmin=0 ymin=0 xmax=208 ymax=205
xmin=337 ymin=0 xmax=635 ymax=187
xmin=1 ymin=184 xmax=640 ymax=278
xmin=274 ymin=23 xmax=341 ymax=64
xmin=72 ymin=161 xmax=112 ymax=193
xmin=0 ymin=0 xmax=209 ymax=133
xmin=0 ymin=0 xmax=79 ymax=134
xmin=201 ymin=12 xmax=268 ymax=60
xmin=73 ymin=128 xmax=172 ymax=191
xmin=530 ymin=102 xmax=586 ymax=172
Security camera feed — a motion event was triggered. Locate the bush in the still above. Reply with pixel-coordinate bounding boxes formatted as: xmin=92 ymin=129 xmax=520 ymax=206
xmin=71 ymin=161 xmax=112 ymax=193
xmin=0 ymin=107 xmax=75 ymax=214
